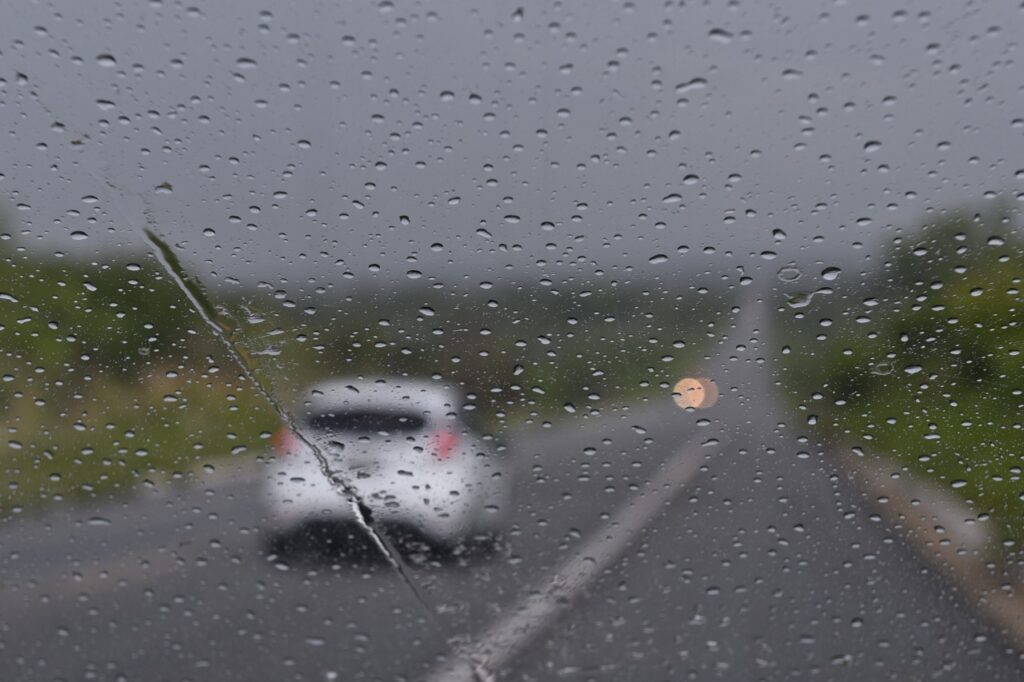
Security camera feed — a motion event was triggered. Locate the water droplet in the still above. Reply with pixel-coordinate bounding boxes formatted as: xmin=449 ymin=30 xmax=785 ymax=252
xmin=663 ymin=194 xmax=683 ymax=204
xmin=708 ymin=28 xmax=734 ymax=43
xmin=96 ymin=54 xmax=117 ymax=67
xmin=777 ymin=265 xmax=801 ymax=282
xmin=787 ymin=292 xmax=814 ymax=309
xmin=649 ymin=254 xmax=669 ymax=264
xmin=871 ymin=362 xmax=894 ymax=376
xmin=70 ymin=231 xmax=89 ymax=241
xmin=675 ymin=78 xmax=708 ymax=94
xmin=155 ymin=182 xmax=173 ymax=194
xmin=821 ymin=266 xmax=841 ymax=281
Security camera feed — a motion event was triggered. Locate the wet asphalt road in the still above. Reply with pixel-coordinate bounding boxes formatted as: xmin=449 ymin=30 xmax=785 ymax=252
xmin=2 ymin=300 xmax=1023 ymax=681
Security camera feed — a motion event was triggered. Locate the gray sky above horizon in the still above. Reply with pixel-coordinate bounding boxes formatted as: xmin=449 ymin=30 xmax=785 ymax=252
xmin=2 ymin=0 xmax=1022 ymax=295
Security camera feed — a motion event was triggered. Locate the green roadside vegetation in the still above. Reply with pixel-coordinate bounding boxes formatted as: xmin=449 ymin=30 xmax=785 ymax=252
xmin=778 ymin=202 xmax=1024 ymax=553
xmin=0 ymin=234 xmax=279 ymax=518
xmin=1 ymin=219 xmax=721 ymax=518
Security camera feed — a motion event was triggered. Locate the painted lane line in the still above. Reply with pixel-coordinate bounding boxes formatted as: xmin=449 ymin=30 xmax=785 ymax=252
xmin=427 ymin=431 xmax=721 ymax=682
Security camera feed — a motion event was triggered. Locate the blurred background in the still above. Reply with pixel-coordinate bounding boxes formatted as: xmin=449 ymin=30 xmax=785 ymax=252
xmin=2 ymin=1 xmax=1024 ymax=680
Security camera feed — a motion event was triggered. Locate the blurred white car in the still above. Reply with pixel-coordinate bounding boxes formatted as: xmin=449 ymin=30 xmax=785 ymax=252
xmin=262 ymin=377 xmax=511 ymax=553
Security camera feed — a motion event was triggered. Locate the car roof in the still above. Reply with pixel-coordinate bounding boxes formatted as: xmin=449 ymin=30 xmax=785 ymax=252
xmin=299 ymin=377 xmax=462 ymax=418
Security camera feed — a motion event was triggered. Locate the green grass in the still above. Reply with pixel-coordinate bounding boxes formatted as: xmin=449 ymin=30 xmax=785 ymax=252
xmin=778 ymin=204 xmax=1024 ymax=555
xmin=2 ymin=366 xmax=277 ymax=518
xmin=811 ymin=387 xmax=1024 ymax=549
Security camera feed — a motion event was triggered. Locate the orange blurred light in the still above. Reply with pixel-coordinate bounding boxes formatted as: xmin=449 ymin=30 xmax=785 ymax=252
xmin=672 ymin=377 xmax=719 ymax=409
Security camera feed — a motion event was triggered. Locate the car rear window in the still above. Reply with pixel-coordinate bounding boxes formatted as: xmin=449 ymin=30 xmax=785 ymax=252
xmin=308 ymin=411 xmax=426 ymax=434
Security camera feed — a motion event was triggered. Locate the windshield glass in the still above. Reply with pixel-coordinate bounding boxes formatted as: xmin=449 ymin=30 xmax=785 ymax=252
xmin=2 ymin=1 xmax=1024 ymax=680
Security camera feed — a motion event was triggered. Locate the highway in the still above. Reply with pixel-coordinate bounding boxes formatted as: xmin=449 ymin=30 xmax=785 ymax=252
xmin=2 ymin=297 xmax=1022 ymax=681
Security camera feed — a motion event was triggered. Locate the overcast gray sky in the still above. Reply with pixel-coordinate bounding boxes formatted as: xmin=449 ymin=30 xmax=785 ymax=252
xmin=2 ymin=0 xmax=1022 ymax=294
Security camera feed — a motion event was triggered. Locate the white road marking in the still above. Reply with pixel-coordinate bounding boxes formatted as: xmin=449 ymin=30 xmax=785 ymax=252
xmin=426 ymin=431 xmax=720 ymax=682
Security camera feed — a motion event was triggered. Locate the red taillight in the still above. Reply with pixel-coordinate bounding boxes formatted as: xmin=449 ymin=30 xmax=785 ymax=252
xmin=431 ymin=429 xmax=459 ymax=460
xmin=273 ymin=425 xmax=301 ymax=456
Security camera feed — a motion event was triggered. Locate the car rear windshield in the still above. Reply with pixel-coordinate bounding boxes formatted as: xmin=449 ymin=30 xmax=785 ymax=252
xmin=308 ymin=411 xmax=426 ymax=434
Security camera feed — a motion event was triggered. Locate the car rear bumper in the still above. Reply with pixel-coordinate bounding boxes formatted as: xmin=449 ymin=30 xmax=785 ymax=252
xmin=260 ymin=460 xmax=508 ymax=544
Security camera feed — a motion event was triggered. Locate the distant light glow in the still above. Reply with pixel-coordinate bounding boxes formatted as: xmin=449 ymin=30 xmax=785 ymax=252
xmin=672 ymin=377 xmax=719 ymax=409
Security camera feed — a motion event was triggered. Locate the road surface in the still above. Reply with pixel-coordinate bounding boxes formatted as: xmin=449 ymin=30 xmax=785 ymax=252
xmin=1 ymin=295 xmax=1021 ymax=681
